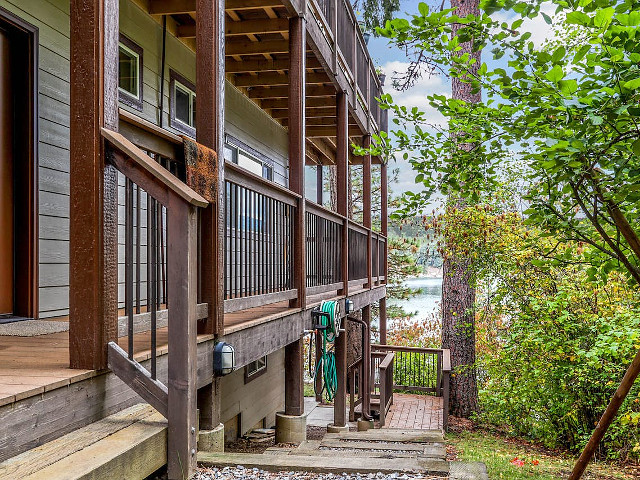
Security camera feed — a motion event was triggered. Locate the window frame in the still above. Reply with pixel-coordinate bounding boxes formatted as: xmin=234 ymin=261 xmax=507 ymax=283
xmin=170 ymin=70 xmax=196 ymax=138
xmin=244 ymin=356 xmax=268 ymax=383
xmin=118 ymin=34 xmax=144 ymax=111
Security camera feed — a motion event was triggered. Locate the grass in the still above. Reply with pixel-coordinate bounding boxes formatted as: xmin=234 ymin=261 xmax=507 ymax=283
xmin=449 ymin=430 xmax=635 ymax=480
xmin=303 ymin=382 xmax=315 ymax=398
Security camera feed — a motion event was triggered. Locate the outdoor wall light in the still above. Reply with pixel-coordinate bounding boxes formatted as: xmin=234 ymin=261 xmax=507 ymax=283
xmin=345 ymin=298 xmax=354 ymax=314
xmin=363 ymin=32 xmax=371 ymax=45
xmin=213 ymin=342 xmax=235 ymax=376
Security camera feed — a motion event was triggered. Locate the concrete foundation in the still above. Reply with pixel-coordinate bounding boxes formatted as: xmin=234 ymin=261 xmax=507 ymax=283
xmin=275 ymin=412 xmax=307 ymax=444
xmin=198 ymin=423 xmax=225 ymax=452
xmin=356 ymin=420 xmax=371 ymax=431
xmin=326 ymin=424 xmax=349 ymax=433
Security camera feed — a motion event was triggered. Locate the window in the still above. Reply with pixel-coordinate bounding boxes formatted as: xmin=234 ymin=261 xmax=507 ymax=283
xmin=225 ymin=135 xmax=275 ymax=181
xmin=118 ymin=35 xmax=143 ymax=110
xmin=170 ymin=70 xmax=196 ymax=137
xmin=245 ymin=356 xmax=267 ymax=382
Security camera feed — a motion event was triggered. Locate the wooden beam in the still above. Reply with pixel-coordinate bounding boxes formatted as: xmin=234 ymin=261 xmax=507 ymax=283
xmin=363 ymin=135 xmax=372 ymax=287
xmin=225 ymin=0 xmax=282 ymax=10
xmin=271 ymin=106 xmax=335 ymax=119
xmin=149 ymin=0 xmax=195 ymax=15
xmin=334 ymin=328 xmax=347 ymax=426
xmin=225 ymin=56 xmax=321 ymax=73
xmin=233 ymin=72 xmax=329 ymax=88
xmin=289 ymin=15 xmax=306 ymax=311
xmin=262 ymin=96 xmax=329 ymax=109
xmin=248 ymin=84 xmax=335 ymax=99
xmin=226 ymin=39 xmax=289 ymax=56
xmin=177 ymin=18 xmax=290 ymax=38
xmin=308 ymin=138 xmax=335 ymax=164
xmin=195 ymin=0 xmax=225 ymax=438
xmin=337 ymin=92 xmax=349 ymax=295
xmin=69 ymin=0 xmax=119 ymax=370
xmin=108 ymin=343 xmax=169 ymax=418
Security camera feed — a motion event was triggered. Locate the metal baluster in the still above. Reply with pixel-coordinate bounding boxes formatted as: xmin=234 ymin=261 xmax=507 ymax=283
xmin=125 ymin=178 xmax=134 ymax=359
xmin=135 ymin=185 xmax=141 ymax=314
xmin=150 ymin=197 xmax=157 ymax=380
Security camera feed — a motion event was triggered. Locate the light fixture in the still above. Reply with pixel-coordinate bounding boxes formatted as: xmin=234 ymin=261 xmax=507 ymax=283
xmin=363 ymin=32 xmax=371 ymax=45
xmin=345 ymin=298 xmax=354 ymax=314
xmin=213 ymin=342 xmax=235 ymax=376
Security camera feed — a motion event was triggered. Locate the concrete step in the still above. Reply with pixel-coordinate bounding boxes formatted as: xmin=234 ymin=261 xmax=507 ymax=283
xmin=198 ymin=451 xmax=450 ymax=476
xmin=0 ymin=403 xmax=167 ymax=480
xmin=325 ymin=429 xmax=445 ymax=443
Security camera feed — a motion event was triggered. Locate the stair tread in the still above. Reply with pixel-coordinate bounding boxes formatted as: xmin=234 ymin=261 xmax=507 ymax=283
xmin=0 ymin=403 xmax=166 ymax=480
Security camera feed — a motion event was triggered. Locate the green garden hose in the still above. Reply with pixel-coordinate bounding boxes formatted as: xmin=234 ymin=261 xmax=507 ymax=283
xmin=314 ymin=300 xmax=341 ymax=402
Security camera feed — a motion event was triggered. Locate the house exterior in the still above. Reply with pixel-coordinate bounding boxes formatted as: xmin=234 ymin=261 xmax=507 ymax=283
xmin=0 ymin=0 xmax=389 ymax=478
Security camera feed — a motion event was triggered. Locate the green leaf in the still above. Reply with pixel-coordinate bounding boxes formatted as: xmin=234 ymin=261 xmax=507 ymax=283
xmin=566 ymin=11 xmax=591 ymax=26
xmin=594 ymin=7 xmax=614 ymax=28
xmin=546 ymin=65 xmax=565 ymax=83
xmin=552 ymin=46 xmax=566 ymax=63
xmin=559 ymin=79 xmax=578 ymax=95
xmin=573 ymin=45 xmax=591 ymax=64
xmin=623 ymin=78 xmax=640 ymax=90
xmin=632 ymin=139 xmax=640 ymax=156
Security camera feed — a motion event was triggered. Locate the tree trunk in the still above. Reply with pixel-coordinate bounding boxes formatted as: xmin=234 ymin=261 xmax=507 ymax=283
xmin=441 ymin=0 xmax=480 ymax=418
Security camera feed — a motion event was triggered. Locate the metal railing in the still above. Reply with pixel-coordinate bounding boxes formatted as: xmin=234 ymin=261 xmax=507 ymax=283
xmin=372 ymin=345 xmax=452 ymax=431
xmin=306 ymin=201 xmax=343 ymax=295
xmin=348 ymin=223 xmax=369 ymax=283
xmin=223 ymin=162 xmax=298 ymax=312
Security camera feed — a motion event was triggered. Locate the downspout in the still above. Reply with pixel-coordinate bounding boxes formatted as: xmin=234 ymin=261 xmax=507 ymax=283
xmin=159 ymin=15 xmax=167 ymax=128
xmin=347 ymin=315 xmax=372 ymax=420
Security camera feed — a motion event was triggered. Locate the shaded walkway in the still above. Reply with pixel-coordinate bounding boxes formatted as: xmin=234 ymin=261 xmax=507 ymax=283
xmin=384 ymin=393 xmax=443 ymax=431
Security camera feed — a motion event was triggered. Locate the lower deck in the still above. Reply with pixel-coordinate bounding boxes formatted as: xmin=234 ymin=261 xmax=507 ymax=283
xmin=0 ymin=284 xmax=385 ymax=407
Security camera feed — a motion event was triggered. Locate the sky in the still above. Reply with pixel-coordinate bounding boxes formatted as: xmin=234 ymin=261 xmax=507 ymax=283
xmin=363 ymin=0 xmax=558 ymax=197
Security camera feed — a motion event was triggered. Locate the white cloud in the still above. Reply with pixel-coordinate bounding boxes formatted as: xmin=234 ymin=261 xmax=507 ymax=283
xmin=493 ymin=3 xmax=558 ymax=49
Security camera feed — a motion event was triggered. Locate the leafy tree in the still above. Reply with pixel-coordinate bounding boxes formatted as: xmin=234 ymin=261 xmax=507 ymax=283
xmin=372 ymin=0 xmax=640 ymax=470
xmin=352 ymin=0 xmax=401 ymax=35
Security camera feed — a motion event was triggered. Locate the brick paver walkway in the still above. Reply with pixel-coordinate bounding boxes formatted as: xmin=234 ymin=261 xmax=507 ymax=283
xmin=384 ymin=393 xmax=443 ymax=430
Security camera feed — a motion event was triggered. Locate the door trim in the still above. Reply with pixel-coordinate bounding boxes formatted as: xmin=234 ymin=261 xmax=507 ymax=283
xmin=0 ymin=7 xmax=38 ymax=319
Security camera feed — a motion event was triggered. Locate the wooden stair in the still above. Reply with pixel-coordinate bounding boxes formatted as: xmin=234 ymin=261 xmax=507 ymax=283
xmin=0 ymin=404 xmax=167 ymax=480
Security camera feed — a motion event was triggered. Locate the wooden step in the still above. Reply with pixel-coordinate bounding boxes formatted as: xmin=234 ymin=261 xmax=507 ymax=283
xmin=324 ymin=429 xmax=445 ymax=443
xmin=0 ymin=403 xmax=167 ymax=480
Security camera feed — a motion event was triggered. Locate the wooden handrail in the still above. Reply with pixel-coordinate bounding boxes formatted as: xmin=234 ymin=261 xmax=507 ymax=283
xmin=348 ymin=221 xmax=368 ymax=236
xmin=225 ymin=160 xmax=301 ymax=207
xmin=101 ymin=128 xmax=208 ymax=208
xmin=442 ymin=349 xmax=451 ymax=372
xmin=305 ymin=199 xmax=346 ymax=224
xmin=119 ymin=109 xmax=183 ymax=145
xmin=373 ymin=344 xmax=445 ymax=355
xmin=379 ymin=351 xmax=395 ymax=370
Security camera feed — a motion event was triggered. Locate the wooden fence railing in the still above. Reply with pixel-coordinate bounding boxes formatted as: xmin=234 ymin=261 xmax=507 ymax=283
xmin=370 ymin=350 xmax=395 ymax=426
xmin=372 ymin=345 xmax=451 ymax=431
xmin=102 ymin=127 xmax=206 ymax=478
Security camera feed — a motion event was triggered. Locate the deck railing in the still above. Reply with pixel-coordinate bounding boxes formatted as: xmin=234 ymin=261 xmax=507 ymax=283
xmin=370 ymin=350 xmax=395 ymax=426
xmin=102 ymin=127 xmax=206 ymax=477
xmin=305 ymin=201 xmax=344 ymax=295
xmin=309 ymin=0 xmax=386 ymax=132
xmin=223 ymin=162 xmax=298 ymax=312
xmin=372 ymin=345 xmax=452 ymax=431
xmin=348 ymin=223 xmax=369 ymax=284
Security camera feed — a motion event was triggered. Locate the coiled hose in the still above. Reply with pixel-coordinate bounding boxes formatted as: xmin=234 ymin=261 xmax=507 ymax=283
xmin=313 ymin=300 xmax=340 ymax=402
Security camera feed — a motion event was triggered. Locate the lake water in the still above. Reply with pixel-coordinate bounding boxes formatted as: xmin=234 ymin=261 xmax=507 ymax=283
xmin=388 ymin=277 xmax=443 ymax=320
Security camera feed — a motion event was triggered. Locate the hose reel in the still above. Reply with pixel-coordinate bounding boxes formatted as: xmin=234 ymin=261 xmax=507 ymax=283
xmin=310 ymin=300 xmax=341 ymax=402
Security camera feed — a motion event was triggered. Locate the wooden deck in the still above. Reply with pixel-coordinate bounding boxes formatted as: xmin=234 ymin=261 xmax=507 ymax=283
xmin=0 ymin=285 xmax=375 ymax=407
xmin=384 ymin=394 xmax=444 ymax=431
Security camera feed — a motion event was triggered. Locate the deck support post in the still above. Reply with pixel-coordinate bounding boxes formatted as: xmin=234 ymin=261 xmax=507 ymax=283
xmin=167 ymin=200 xmax=199 ymax=480
xmin=336 ymin=92 xmax=349 ymax=295
xmin=333 ymin=328 xmax=347 ymax=427
xmin=195 ymin=0 xmax=225 ymax=433
xmin=279 ymin=14 xmax=307 ymax=443
xmin=197 ymin=0 xmax=225 ymax=336
xmin=316 ymin=164 xmax=323 ymax=204
xmin=363 ymin=135 xmax=372 ymax=288
xmin=288 ymin=14 xmax=306 ymax=309
xmin=69 ymin=0 xmax=119 ymax=370
xmin=379 ymin=161 xmax=388 ymax=344
xmin=379 ymin=297 xmax=387 ymax=345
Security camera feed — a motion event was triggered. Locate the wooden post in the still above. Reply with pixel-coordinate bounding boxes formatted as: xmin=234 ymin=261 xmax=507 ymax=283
xmin=379 ymin=296 xmax=387 ymax=345
xmin=196 ymin=0 xmax=225 ymax=335
xmin=316 ymin=165 xmax=323 ymax=205
xmin=195 ymin=0 xmax=225 ymax=432
xmin=285 ymin=337 xmax=305 ymax=416
xmin=569 ymin=349 xmax=640 ymax=480
xmin=363 ymin=135 xmax=372 ymax=288
xmin=284 ymin=15 xmax=306 ymax=419
xmin=167 ymin=200 xmax=199 ymax=479
xmin=361 ymin=304 xmax=371 ymax=419
xmin=69 ymin=0 xmax=119 ymax=370
xmin=334 ymin=328 xmax=347 ymax=427
xmin=337 ymin=92 xmax=349 ymax=295
xmin=289 ymin=15 xmax=306 ymax=309
xmin=381 ymin=161 xmax=388 ymax=281
xmin=314 ymin=333 xmax=323 ymax=402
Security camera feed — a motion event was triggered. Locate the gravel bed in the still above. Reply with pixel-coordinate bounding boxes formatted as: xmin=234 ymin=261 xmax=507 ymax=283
xmin=195 ymin=467 xmax=447 ymax=480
